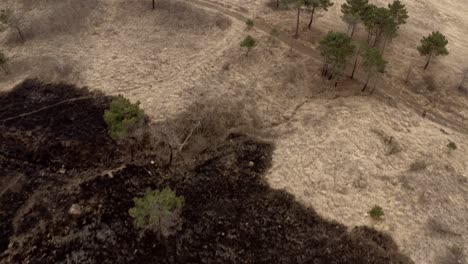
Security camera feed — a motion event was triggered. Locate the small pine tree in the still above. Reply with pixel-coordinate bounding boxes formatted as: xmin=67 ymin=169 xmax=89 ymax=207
xmin=129 ymin=187 xmax=185 ymax=237
xmin=369 ymin=205 xmax=384 ymax=220
xmin=246 ymin=19 xmax=254 ymax=29
xmin=417 ymin=31 xmax=449 ymax=70
xmin=240 ymin=35 xmax=257 ymax=56
xmin=104 ymin=95 xmax=145 ymax=140
xmin=0 ymin=8 xmax=24 ymax=42
xmin=361 ymin=46 xmax=387 ymax=92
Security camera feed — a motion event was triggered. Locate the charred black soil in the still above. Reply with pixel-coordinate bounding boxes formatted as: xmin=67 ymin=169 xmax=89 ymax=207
xmin=0 ymin=80 xmax=413 ymax=263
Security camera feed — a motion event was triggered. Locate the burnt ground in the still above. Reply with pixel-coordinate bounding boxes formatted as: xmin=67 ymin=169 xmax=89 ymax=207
xmin=0 ymin=80 xmax=413 ymax=263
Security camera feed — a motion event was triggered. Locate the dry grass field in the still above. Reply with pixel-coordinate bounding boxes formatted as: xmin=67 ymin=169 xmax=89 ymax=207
xmin=0 ymin=0 xmax=467 ymax=263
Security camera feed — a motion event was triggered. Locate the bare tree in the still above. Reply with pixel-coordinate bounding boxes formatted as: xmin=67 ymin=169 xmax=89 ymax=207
xmin=458 ymin=69 xmax=468 ymax=90
xmin=0 ymin=51 xmax=9 ymax=74
xmin=0 ymin=8 xmax=25 ymax=42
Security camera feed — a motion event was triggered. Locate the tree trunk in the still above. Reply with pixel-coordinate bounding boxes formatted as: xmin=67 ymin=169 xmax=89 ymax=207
xmin=424 ymin=53 xmax=432 ymax=70
xmin=362 ymin=74 xmax=370 ymax=92
xmin=308 ymin=7 xmax=315 ymax=29
xmin=404 ymin=65 xmax=412 ymax=84
xmin=152 ymin=0 xmax=155 ymax=9
xmin=321 ymin=63 xmax=327 ymax=76
xmin=366 ymin=31 xmax=371 ymax=44
xmin=246 ymin=48 xmax=250 ymax=56
xmin=381 ymin=36 xmax=388 ymax=54
xmin=350 ymin=24 xmax=356 ymax=38
xmin=294 ymin=6 xmax=301 ymax=39
xmin=165 ymin=142 xmax=173 ymax=168
xmin=370 ymin=78 xmax=377 ymax=95
xmin=374 ymin=29 xmax=384 ymax=47
xmin=16 ymin=27 xmax=25 ymax=42
xmin=328 ymin=64 xmax=336 ymax=80
xmin=459 ymin=70 xmax=468 ymax=89
xmin=277 ymin=0 xmax=280 ymax=8
xmin=351 ymin=53 xmax=358 ymax=79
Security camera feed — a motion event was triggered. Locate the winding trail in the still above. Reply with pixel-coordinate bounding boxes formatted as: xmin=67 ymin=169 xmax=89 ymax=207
xmin=189 ymin=0 xmax=468 ymax=135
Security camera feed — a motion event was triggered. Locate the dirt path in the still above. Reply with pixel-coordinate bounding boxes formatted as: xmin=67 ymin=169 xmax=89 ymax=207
xmin=188 ymin=0 xmax=468 ymax=136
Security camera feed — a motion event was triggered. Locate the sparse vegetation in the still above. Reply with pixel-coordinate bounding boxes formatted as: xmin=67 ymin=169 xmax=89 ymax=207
xmin=269 ymin=28 xmax=280 ymax=44
xmin=103 ymin=96 xmax=145 ymax=140
xmin=240 ymin=35 xmax=257 ymax=56
xmin=129 ymin=187 xmax=185 ymax=237
xmin=417 ymin=31 xmax=449 ymax=70
xmin=369 ymin=205 xmax=384 ymax=220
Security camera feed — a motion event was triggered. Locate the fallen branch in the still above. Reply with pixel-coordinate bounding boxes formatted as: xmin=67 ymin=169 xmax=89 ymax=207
xmin=0 ymin=96 xmax=94 ymax=123
xmin=179 ymin=121 xmax=201 ymax=151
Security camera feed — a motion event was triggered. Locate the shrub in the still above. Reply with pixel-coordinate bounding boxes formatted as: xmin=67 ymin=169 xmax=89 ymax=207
xmin=409 ymin=159 xmax=427 ymax=171
xmin=447 ymin=141 xmax=457 ymax=151
xmin=104 ymin=96 xmax=145 ymax=140
xmin=369 ymin=205 xmax=384 ymax=220
xmin=270 ymin=28 xmax=279 ymax=37
xmin=246 ymin=19 xmax=254 ymax=29
xmin=129 ymin=187 xmax=185 ymax=236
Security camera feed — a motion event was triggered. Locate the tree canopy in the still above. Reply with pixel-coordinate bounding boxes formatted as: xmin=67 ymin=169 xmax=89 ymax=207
xmin=388 ymin=0 xmax=408 ymax=26
xmin=341 ymin=0 xmax=368 ymax=19
xmin=319 ymin=31 xmax=355 ymax=81
xmin=417 ymin=31 xmax=449 ymax=69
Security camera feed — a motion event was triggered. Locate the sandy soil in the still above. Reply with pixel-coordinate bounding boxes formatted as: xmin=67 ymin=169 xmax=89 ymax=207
xmin=0 ymin=0 xmax=467 ymax=263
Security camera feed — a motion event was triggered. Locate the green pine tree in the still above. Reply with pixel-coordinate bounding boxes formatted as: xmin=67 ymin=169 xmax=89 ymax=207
xmin=417 ymin=31 xmax=449 ymax=70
